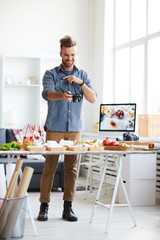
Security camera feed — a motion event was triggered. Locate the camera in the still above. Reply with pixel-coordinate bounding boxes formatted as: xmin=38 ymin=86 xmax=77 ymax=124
xmin=123 ymin=132 xmax=139 ymax=141
xmin=72 ymin=93 xmax=82 ymax=102
xmin=59 ymin=78 xmax=82 ymax=103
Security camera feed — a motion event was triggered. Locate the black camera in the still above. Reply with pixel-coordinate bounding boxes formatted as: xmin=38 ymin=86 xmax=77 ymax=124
xmin=123 ymin=132 xmax=139 ymax=141
xmin=72 ymin=93 xmax=82 ymax=102
xmin=59 ymin=78 xmax=82 ymax=103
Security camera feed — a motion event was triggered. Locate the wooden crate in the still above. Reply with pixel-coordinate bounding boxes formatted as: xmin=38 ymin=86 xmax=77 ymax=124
xmin=138 ymin=114 xmax=160 ymax=138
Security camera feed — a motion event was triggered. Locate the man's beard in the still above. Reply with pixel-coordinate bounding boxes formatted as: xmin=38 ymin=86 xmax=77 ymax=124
xmin=62 ymin=59 xmax=74 ymax=68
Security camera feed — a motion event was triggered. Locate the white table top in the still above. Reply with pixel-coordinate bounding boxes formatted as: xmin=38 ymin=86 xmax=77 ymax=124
xmin=0 ymin=149 xmax=157 ymax=156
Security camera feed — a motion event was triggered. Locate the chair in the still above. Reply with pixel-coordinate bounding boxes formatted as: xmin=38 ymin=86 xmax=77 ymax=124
xmin=77 ymin=154 xmax=106 ymax=199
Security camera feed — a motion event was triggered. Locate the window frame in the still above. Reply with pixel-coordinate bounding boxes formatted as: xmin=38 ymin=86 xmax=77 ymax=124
xmin=104 ymin=0 xmax=160 ymax=114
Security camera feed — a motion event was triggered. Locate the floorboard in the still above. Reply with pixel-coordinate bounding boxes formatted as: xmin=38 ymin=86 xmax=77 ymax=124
xmin=22 ymin=177 xmax=160 ymax=240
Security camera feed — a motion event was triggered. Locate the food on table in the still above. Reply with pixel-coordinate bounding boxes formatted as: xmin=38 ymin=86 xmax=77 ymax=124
xmin=149 ymin=142 xmax=154 ymax=148
xmin=115 ymin=110 xmax=124 ymax=119
xmin=21 ymin=137 xmax=36 ymax=150
xmin=0 ymin=142 xmax=20 ymax=151
xmin=104 ymin=142 xmax=132 ymax=150
xmin=93 ymin=138 xmax=98 ymax=143
xmin=35 ymin=136 xmax=40 ymax=140
xmin=119 ymin=143 xmax=128 ymax=147
xmin=85 ymin=141 xmax=94 ymax=146
xmin=109 ymin=140 xmax=119 ymax=146
xmin=79 ymin=139 xmax=85 ymax=144
xmin=70 ymin=139 xmax=104 ymax=150
xmin=102 ymin=138 xmax=112 ymax=146
xmin=85 ymin=139 xmax=103 ymax=147
xmin=23 ymin=123 xmax=42 ymax=146
xmin=23 ymin=136 xmax=34 ymax=143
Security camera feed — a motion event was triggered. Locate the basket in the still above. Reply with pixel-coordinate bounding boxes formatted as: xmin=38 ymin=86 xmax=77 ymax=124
xmin=0 ymin=196 xmax=27 ymax=240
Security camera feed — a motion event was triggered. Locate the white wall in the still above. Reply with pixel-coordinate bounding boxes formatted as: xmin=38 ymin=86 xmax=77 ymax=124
xmin=77 ymin=0 xmax=106 ymax=132
xmin=0 ymin=0 xmax=105 ymax=132
xmin=87 ymin=0 xmax=105 ymax=130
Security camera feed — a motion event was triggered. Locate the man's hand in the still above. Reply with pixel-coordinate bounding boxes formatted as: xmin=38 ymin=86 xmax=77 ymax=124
xmin=63 ymin=75 xmax=83 ymax=85
xmin=63 ymin=91 xmax=72 ymax=102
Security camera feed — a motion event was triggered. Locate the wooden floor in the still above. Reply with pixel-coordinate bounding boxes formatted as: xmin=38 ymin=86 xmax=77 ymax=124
xmin=23 ymin=178 xmax=160 ymax=240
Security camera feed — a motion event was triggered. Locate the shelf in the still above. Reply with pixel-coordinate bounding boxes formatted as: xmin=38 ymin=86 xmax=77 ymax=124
xmin=0 ymin=53 xmax=60 ymax=128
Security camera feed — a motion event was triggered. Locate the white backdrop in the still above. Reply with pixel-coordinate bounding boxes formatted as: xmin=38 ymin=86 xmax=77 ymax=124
xmin=0 ymin=0 xmax=105 ymax=132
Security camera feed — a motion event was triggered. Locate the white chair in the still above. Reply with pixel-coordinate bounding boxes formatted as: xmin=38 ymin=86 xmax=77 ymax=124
xmin=77 ymin=154 xmax=106 ymax=199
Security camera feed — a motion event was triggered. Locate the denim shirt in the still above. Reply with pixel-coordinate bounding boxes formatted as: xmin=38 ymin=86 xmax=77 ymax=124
xmin=42 ymin=65 xmax=96 ymax=132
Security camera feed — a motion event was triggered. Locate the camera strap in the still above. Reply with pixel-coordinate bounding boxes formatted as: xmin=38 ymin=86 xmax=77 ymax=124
xmin=58 ymin=68 xmax=82 ymax=102
xmin=58 ymin=69 xmax=73 ymax=93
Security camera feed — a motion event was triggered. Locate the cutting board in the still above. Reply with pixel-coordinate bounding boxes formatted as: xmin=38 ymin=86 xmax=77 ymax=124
xmin=104 ymin=145 xmax=132 ymax=151
xmin=119 ymin=141 xmax=155 ymax=149
xmin=46 ymin=147 xmax=66 ymax=151
xmin=88 ymin=146 xmax=104 ymax=151
xmin=67 ymin=146 xmax=88 ymax=151
xmin=27 ymin=146 xmax=46 ymax=151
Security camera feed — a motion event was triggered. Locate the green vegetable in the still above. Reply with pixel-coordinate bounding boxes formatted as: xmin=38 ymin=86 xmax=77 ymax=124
xmin=0 ymin=142 xmax=20 ymax=151
xmin=10 ymin=142 xmax=20 ymax=150
xmin=120 ymin=143 xmax=127 ymax=147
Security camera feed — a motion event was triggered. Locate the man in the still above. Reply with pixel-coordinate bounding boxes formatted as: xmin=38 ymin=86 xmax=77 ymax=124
xmin=37 ymin=35 xmax=96 ymax=222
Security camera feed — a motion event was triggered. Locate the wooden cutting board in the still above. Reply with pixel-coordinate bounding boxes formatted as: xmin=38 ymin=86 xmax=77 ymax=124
xmin=88 ymin=146 xmax=104 ymax=151
xmin=46 ymin=147 xmax=66 ymax=151
xmin=67 ymin=146 xmax=88 ymax=151
xmin=119 ymin=141 xmax=155 ymax=148
xmin=104 ymin=145 xmax=132 ymax=151
xmin=27 ymin=146 xmax=46 ymax=151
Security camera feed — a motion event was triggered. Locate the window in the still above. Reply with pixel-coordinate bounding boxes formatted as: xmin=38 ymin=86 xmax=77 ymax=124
xmin=104 ymin=0 xmax=160 ymax=123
